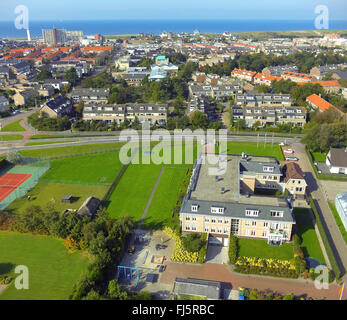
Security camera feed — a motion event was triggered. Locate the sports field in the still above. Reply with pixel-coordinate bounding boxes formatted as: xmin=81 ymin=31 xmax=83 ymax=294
xmin=0 ymin=232 xmax=89 ymax=300
xmin=0 ymin=173 xmax=32 ymax=202
xmin=40 ymin=151 xmax=123 ymax=185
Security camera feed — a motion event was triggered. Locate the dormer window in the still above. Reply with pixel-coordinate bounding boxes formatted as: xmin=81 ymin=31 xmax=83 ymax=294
xmin=245 ymin=209 xmax=259 ymax=217
xmin=263 ymin=166 xmax=274 ymax=173
xmin=211 ymin=207 xmax=224 ymax=214
xmin=191 ymin=205 xmax=198 ymax=212
xmin=270 ymin=210 xmax=284 ymax=218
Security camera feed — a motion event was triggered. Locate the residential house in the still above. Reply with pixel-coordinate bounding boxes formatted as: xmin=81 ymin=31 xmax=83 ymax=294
xmin=13 ymin=89 xmax=37 ymax=106
xmin=39 ymin=95 xmax=72 ymax=118
xmin=34 ymin=84 xmax=55 ymax=98
xmin=297 ymin=80 xmax=341 ymax=94
xmin=326 ymin=148 xmax=347 ymax=175
xmin=332 ymin=71 xmax=347 ymax=80
xmin=0 ymin=96 xmax=10 ymax=113
xmin=283 ymin=162 xmax=307 ymax=198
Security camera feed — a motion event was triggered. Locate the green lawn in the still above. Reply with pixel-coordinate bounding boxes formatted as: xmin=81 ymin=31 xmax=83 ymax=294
xmin=293 ymin=208 xmax=325 ymax=264
xmin=0 ymin=134 xmax=23 ymax=141
xmin=1 ymin=120 xmax=25 ymax=132
xmin=328 ymin=203 xmax=347 ymax=246
xmin=226 ymin=142 xmax=284 ymax=160
xmin=5 ymin=182 xmax=109 ymax=214
xmin=106 ymin=163 xmax=162 ymax=221
xmin=312 ymin=152 xmax=327 ymax=163
xmin=0 ymin=232 xmax=89 ymax=300
xmin=19 ymin=142 xmax=124 ymax=158
xmin=25 ymin=141 xmax=75 ymax=146
xmin=142 ymin=167 xmax=187 ymax=230
xmin=238 ymin=238 xmax=294 ymax=260
xmin=41 ymin=151 xmax=123 ymax=185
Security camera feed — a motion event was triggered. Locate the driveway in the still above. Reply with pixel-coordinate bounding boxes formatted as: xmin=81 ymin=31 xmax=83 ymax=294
xmin=206 ymin=244 xmax=229 ymax=264
xmin=320 ymin=180 xmax=347 ymax=203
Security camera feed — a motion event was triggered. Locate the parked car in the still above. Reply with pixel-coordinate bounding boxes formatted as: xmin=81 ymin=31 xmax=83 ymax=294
xmin=285 ymin=156 xmax=299 ymax=161
xmin=128 ymin=246 xmax=136 ymax=254
xmin=284 ymin=149 xmax=294 ymax=154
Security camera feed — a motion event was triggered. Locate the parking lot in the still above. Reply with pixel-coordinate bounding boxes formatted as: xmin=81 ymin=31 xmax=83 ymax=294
xmin=280 ymin=145 xmax=300 ymax=165
xmin=117 ymin=230 xmax=174 ymax=298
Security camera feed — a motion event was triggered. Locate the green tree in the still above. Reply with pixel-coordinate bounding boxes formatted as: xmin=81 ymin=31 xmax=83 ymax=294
xmin=65 ymin=68 xmax=78 ymax=85
xmin=107 ymin=280 xmax=128 ymax=300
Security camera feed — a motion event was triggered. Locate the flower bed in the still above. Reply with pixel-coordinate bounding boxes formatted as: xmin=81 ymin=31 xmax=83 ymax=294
xmin=234 ymin=256 xmax=300 ymax=278
xmin=164 ymin=227 xmax=199 ymax=263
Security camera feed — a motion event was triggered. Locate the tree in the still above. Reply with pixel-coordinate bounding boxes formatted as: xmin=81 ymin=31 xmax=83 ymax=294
xmin=5 ymin=151 xmax=23 ymax=165
xmin=107 ymin=280 xmax=127 ymax=300
xmin=65 ymin=68 xmax=78 ymax=85
xmin=190 ymin=110 xmax=208 ymax=129
xmin=35 ymin=69 xmax=52 ymax=81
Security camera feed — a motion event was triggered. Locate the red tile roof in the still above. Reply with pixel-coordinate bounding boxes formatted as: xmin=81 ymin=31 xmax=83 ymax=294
xmin=297 ymin=80 xmax=340 ymax=87
xmin=306 ymin=94 xmax=334 ymax=111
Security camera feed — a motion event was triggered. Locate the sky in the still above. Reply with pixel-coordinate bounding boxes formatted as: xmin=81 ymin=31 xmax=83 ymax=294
xmin=0 ymin=0 xmax=346 ymax=21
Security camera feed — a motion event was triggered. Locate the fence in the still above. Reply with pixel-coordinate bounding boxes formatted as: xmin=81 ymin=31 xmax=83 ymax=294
xmin=0 ymin=159 xmax=50 ymax=211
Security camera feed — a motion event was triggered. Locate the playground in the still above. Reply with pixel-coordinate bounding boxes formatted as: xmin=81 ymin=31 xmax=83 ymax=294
xmin=116 ymin=230 xmax=174 ymax=298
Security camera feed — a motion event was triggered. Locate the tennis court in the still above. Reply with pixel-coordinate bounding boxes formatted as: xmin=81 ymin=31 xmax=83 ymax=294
xmin=0 ymin=173 xmax=33 ymax=202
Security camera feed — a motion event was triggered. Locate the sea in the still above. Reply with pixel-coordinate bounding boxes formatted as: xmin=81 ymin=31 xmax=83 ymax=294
xmin=1 ymin=19 xmax=347 ymax=38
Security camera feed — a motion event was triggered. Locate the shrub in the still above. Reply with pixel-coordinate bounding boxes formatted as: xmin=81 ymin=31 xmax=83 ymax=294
xmin=182 ymin=233 xmax=206 ymax=253
xmin=228 ymin=236 xmax=238 ymax=264
xmin=199 ymin=247 xmax=207 ymax=264
xmin=283 ymin=294 xmax=294 ymax=300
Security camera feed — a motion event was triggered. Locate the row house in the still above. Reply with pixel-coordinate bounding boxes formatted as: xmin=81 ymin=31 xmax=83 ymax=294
xmin=262 ymin=65 xmax=298 ymax=76
xmin=189 ymin=82 xmax=243 ymax=98
xmin=83 ymin=103 xmax=168 ymax=126
xmin=281 ymin=71 xmax=316 ymax=83
xmin=71 ymin=88 xmax=110 ymax=105
xmin=235 ymin=93 xmax=292 ymax=107
xmin=231 ymin=68 xmax=257 ymax=82
xmin=232 ymin=105 xmax=306 ymax=127
xmin=253 ymin=73 xmax=282 ymax=86
xmin=310 ymin=64 xmax=344 ymax=80
xmin=39 ymin=95 xmax=73 ymax=118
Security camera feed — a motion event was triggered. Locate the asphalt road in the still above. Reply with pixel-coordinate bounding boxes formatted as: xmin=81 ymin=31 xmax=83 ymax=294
xmin=293 ymin=142 xmax=347 ymax=283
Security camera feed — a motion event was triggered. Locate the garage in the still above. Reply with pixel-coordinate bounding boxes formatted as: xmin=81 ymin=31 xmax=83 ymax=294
xmin=208 ymin=235 xmax=229 ymax=246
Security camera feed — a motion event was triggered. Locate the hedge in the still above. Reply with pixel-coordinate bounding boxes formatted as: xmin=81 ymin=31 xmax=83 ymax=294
xmin=328 ymin=203 xmax=347 ymax=246
xmin=308 ymin=196 xmax=341 ymax=281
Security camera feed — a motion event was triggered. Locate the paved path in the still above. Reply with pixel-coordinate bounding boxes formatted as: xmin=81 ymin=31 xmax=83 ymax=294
xmin=160 ymin=262 xmax=343 ymax=300
xmin=293 ymin=143 xmax=347 ymax=282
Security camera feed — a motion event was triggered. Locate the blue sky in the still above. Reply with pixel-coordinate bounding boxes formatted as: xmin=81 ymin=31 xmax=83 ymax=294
xmin=1 ymin=0 xmax=346 ymax=21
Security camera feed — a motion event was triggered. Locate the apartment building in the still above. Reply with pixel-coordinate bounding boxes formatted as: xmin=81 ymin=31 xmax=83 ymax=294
xmin=83 ymin=103 xmax=168 ymax=126
xmin=235 ymin=93 xmax=292 ymax=107
xmin=232 ymin=105 xmax=306 ymax=128
xmin=179 ymin=154 xmax=295 ymax=246
xmin=71 ymin=88 xmax=110 ymax=104
xmin=281 ymin=71 xmax=316 ymax=83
